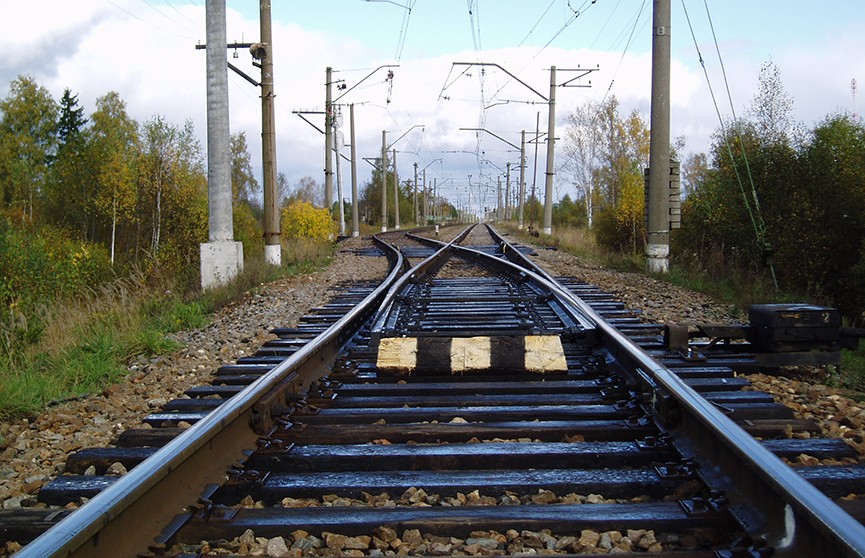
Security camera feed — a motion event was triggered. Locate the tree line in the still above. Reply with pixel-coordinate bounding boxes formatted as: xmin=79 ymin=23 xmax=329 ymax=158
xmin=558 ymin=62 xmax=865 ymax=324
xmin=0 ymin=74 xmax=293 ymax=324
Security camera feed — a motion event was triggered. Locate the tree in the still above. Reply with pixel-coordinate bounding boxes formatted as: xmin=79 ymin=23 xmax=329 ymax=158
xmin=562 ymin=96 xmax=650 ymax=251
xmin=0 ymin=75 xmax=58 ymax=220
xmin=139 ymin=116 xmax=205 ymax=261
xmin=359 ymin=157 xmax=389 ymax=227
xmin=680 ymin=152 xmax=709 ymax=199
xmin=47 ymin=89 xmax=92 ymax=233
xmin=287 ymin=175 xmax=323 ymax=207
xmin=57 ymin=88 xmax=87 ymax=145
xmin=230 ymin=131 xmax=260 ymax=211
xmin=89 ymin=92 xmax=139 ymax=264
xmin=230 ymin=132 xmax=262 ymax=257
xmin=748 ymin=60 xmax=796 ymax=147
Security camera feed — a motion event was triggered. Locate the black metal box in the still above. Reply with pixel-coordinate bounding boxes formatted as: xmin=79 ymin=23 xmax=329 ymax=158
xmin=747 ymin=304 xmax=841 ymax=352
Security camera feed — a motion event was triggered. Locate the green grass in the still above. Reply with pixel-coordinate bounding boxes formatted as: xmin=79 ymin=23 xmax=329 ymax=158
xmin=837 ymin=347 xmax=865 ymax=396
xmin=0 ymin=242 xmax=335 ymax=421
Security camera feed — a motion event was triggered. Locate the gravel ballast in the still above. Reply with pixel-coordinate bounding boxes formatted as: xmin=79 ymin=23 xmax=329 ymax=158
xmin=1 ymin=229 xmax=864 ymax=554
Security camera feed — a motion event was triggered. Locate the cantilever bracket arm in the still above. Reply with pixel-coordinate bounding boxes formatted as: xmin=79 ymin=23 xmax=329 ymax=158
xmin=459 ymin=127 xmax=520 ymax=150
xmin=559 ymin=66 xmax=601 ymax=88
xmin=228 ymin=62 xmax=260 ymax=87
xmin=334 ymin=64 xmax=401 ymax=103
xmin=451 ymin=62 xmax=548 ymax=102
xmin=293 ymin=111 xmax=326 ymax=135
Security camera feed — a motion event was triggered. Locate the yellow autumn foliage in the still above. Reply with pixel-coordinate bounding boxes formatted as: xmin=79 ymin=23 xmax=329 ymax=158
xmin=281 ymin=201 xmax=335 ymax=241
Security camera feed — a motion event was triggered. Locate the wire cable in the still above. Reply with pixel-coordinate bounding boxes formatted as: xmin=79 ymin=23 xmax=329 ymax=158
xmin=681 ymin=0 xmax=777 ymax=288
xmin=105 ymin=0 xmax=197 ymax=39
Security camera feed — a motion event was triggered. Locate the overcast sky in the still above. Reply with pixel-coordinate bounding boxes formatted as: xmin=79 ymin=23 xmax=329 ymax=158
xmin=1 ymin=0 xmax=863 ymax=208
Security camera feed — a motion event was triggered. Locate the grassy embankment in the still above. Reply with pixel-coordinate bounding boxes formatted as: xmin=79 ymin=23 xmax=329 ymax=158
xmin=503 ymin=223 xmax=865 ymax=397
xmin=0 ymin=239 xmax=334 ymax=422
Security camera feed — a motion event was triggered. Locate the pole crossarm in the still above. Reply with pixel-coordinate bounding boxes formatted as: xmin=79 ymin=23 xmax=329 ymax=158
xmin=292 ymin=110 xmax=326 ymax=135
xmin=557 ymin=66 xmax=600 ymax=88
xmin=334 ymin=64 xmax=401 ymax=102
xmin=459 ymin=127 xmax=520 ymax=150
xmin=451 ymin=62 xmax=548 ymax=101
xmin=420 ymin=158 xmax=442 ymax=172
xmin=386 ymin=124 xmax=425 ymax=150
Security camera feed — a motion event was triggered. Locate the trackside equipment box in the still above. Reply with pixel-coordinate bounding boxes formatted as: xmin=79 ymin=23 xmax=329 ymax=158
xmin=747 ymin=304 xmax=842 ymax=352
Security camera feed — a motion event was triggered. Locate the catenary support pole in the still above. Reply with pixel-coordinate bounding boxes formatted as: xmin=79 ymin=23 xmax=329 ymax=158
xmin=201 ymin=0 xmax=242 ymax=289
xmin=334 ymin=109 xmax=345 ymax=236
xmin=380 ymin=130 xmax=387 ymax=232
xmin=542 ymin=65 xmax=556 ymax=235
xmin=350 ymin=104 xmax=359 ymax=237
xmin=505 ymin=163 xmax=511 ymax=220
xmin=518 ymin=130 xmax=526 ymax=229
xmin=413 ymin=162 xmax=419 ymax=224
xmin=422 ymin=169 xmax=428 ymax=224
xmin=260 ymin=0 xmax=280 ymax=265
xmin=393 ymin=148 xmax=400 ymax=230
xmin=647 ymin=0 xmax=671 ymax=273
xmin=497 ymin=176 xmax=502 ymax=221
xmin=324 ymin=67 xmax=334 ymax=211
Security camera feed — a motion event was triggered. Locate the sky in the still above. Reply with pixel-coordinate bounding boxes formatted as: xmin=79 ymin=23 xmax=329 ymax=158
xmin=1 ymin=0 xmax=863 ymax=211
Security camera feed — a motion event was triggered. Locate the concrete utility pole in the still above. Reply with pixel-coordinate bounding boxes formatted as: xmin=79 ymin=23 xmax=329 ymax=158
xmin=422 ymin=170 xmax=428 ymax=224
xmin=505 ymin=163 xmax=511 ymax=220
xmin=259 ymin=0 xmax=280 ymax=265
xmin=392 ymin=149 xmax=400 ymax=230
xmin=413 ymin=162 xmax=419 ymax=224
xmin=324 ymin=67 xmax=334 ymax=211
xmin=350 ymin=104 xmax=360 ymax=237
xmin=542 ymin=65 xmax=556 ymax=235
xmin=432 ymin=178 xmax=437 ymax=222
xmin=518 ymin=130 xmax=527 ymax=229
xmin=334 ymin=108 xmax=345 ymax=236
xmin=200 ymin=0 xmax=243 ymax=290
xmin=497 ymin=176 xmax=503 ymax=221
xmin=380 ymin=130 xmax=388 ymax=232
xmin=647 ymin=0 xmax=671 ymax=273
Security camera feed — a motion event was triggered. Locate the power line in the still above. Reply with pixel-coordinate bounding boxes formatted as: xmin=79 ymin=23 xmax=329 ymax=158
xmin=137 ymin=0 xmax=200 ymax=36
xmin=517 ymin=0 xmax=556 ymax=47
xmin=104 ymin=0 xmax=197 ymax=39
xmin=599 ymin=0 xmax=647 ymax=104
xmin=680 ymin=0 xmax=777 ymax=289
xmin=162 ymin=0 xmax=201 ymax=29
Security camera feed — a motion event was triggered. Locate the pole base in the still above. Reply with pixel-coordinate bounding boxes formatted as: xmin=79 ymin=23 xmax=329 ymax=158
xmin=200 ymin=241 xmax=244 ymax=290
xmin=542 ymin=227 xmax=552 ymax=235
xmin=381 ymin=226 xmax=387 ymax=232
xmin=352 ymin=231 xmax=360 ymax=237
xmin=265 ymin=244 xmax=281 ymax=266
xmin=646 ymin=243 xmax=670 ymax=274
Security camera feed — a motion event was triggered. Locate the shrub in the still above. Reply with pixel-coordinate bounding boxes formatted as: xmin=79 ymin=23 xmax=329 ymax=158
xmin=281 ymin=200 xmax=336 ymax=241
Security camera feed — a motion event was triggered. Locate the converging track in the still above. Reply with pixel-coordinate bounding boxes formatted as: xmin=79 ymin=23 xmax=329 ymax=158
xmin=5 ymin=225 xmax=865 ymax=557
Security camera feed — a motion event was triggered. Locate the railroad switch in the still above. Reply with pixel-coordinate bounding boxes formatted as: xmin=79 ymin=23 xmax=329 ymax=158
xmin=665 ymin=303 xmax=862 ymax=370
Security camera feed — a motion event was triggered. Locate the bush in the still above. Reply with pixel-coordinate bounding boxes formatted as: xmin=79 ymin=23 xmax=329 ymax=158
xmin=0 ymin=219 xmax=112 ymax=359
xmin=282 ymin=200 xmax=336 ymax=241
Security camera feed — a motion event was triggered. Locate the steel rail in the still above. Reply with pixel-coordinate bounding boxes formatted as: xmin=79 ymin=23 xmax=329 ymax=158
xmin=17 ymin=236 xmax=405 ymax=558
xmin=481 ymin=224 xmax=865 ymax=558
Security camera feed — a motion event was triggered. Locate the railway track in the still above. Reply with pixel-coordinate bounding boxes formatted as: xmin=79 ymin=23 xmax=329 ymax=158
xmin=3 ymin=224 xmax=865 ymax=557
